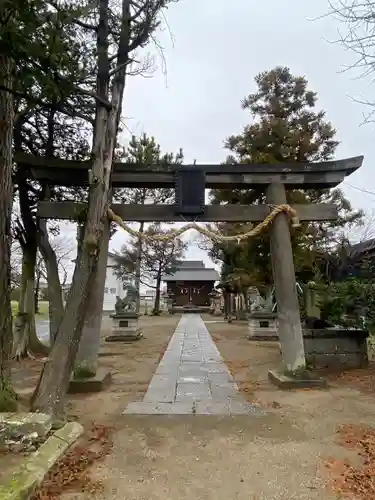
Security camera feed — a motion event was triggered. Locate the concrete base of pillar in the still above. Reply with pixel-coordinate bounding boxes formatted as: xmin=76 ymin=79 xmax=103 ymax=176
xmin=68 ymin=368 xmax=112 ymax=394
xmin=268 ymin=369 xmax=327 ymax=390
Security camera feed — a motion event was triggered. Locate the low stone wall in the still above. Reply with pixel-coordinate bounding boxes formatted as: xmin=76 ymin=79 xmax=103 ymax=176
xmin=303 ymin=328 xmax=369 ymax=370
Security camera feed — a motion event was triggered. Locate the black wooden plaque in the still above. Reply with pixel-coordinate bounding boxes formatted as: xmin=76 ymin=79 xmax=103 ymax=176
xmin=174 ymin=167 xmax=205 ymax=216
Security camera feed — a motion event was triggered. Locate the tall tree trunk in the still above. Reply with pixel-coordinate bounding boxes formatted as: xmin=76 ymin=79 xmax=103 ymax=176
xmin=134 ymin=221 xmax=144 ymax=313
xmin=0 ymin=54 xmax=17 ymax=411
xmin=39 ymin=107 xmax=65 ymax=345
xmin=16 ymin=172 xmax=49 ymax=356
xmin=13 ymin=245 xmax=49 ymax=358
xmin=38 ymin=219 xmax=64 ymax=346
xmin=153 ymin=274 xmax=161 ymax=313
xmin=31 ymin=0 xmax=131 ymax=422
xmin=223 ymin=291 xmax=229 ymax=319
xmin=243 ymin=290 xmax=249 ymax=312
xmin=34 ymin=268 xmax=40 ymax=314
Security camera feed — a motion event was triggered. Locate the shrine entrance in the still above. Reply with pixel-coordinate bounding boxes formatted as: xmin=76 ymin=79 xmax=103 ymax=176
xmin=175 ymin=284 xmax=198 ymax=307
xmin=19 ymin=152 xmax=363 ymax=375
xmin=173 ymin=282 xmax=210 ymax=307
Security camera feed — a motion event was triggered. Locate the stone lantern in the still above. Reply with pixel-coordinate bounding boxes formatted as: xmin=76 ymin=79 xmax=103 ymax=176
xmin=208 ymin=290 xmax=216 ymax=315
xmin=166 ymin=292 xmax=175 ymax=315
xmin=209 ymin=289 xmax=222 ymax=316
xmin=248 ymin=297 xmax=278 ymax=340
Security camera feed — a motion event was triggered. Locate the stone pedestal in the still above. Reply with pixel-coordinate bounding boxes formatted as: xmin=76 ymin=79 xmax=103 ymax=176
xmin=105 ymin=312 xmax=143 ymax=342
xmin=248 ymin=311 xmax=278 ymax=341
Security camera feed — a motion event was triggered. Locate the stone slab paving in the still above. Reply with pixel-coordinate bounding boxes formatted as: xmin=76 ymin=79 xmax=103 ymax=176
xmin=124 ymin=314 xmax=264 ymax=416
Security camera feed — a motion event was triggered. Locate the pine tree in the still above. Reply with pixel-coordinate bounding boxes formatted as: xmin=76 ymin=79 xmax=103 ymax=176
xmin=116 ymin=225 xmax=187 ymax=314
xmin=211 ymin=67 xmax=363 ymax=291
xmin=115 ymin=133 xmax=183 ymax=311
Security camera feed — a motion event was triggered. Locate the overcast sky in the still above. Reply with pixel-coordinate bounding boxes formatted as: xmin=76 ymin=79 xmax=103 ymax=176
xmin=62 ymin=0 xmax=375 ymax=273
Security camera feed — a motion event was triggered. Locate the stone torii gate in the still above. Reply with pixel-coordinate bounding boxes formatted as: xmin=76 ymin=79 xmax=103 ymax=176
xmin=17 ymin=153 xmax=363 ymax=386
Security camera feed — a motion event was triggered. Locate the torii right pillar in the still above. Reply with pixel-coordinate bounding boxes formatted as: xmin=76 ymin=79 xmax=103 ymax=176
xmin=266 ymin=183 xmax=306 ymax=373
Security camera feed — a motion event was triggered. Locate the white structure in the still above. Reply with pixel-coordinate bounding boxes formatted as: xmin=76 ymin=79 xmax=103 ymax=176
xmin=140 ymin=289 xmax=156 ymax=302
xmin=103 ymin=252 xmax=134 ymax=313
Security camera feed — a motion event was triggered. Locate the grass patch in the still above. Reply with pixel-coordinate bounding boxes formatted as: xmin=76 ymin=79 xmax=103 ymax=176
xmin=0 ymin=378 xmax=18 ymax=411
xmin=11 ymin=301 xmax=50 ymax=319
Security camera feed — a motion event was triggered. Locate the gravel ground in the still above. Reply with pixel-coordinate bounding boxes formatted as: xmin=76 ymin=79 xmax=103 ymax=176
xmin=56 ymin=316 xmax=375 ymax=500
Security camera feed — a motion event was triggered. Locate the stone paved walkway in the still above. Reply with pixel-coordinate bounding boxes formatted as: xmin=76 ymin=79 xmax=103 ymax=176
xmin=124 ymin=314 xmax=263 ymax=415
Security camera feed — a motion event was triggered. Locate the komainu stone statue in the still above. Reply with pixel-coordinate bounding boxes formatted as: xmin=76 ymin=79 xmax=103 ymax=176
xmin=115 ymin=296 xmax=126 ymax=314
xmin=123 ymin=284 xmax=137 ymax=312
xmin=114 ymin=285 xmax=138 ymax=314
xmin=107 ymin=285 xmax=142 ymax=343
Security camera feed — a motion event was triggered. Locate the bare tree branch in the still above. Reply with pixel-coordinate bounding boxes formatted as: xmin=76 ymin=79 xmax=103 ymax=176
xmin=327 ymin=0 xmax=375 ymax=120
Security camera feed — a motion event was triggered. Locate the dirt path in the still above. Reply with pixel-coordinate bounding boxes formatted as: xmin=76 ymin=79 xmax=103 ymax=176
xmin=25 ymin=315 xmax=375 ymax=499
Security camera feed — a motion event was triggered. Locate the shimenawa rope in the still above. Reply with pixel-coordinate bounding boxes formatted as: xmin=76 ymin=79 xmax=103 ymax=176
xmin=107 ymin=204 xmax=300 ymax=243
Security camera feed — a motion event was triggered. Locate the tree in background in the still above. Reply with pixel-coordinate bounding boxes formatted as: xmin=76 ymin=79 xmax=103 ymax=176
xmin=33 ymin=235 xmax=75 ymax=312
xmin=114 ymin=134 xmax=183 ymax=311
xmin=328 ymin=0 xmax=375 ymax=121
xmin=0 ymin=0 xmax=95 ymax=361
xmin=209 ymin=67 xmax=363 ymax=293
xmin=116 ymin=225 xmax=187 ymax=314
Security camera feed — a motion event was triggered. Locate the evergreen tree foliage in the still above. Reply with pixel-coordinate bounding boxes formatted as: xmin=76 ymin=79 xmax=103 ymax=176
xmin=211 ymin=67 xmax=363 ymax=290
xmin=115 ymin=133 xmax=184 ymax=205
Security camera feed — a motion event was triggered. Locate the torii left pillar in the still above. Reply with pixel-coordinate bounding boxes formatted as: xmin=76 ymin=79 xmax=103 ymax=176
xmin=69 ymin=220 xmax=112 ymax=392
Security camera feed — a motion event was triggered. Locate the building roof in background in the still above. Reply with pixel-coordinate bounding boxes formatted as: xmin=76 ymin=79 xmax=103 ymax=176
xmin=107 ymin=251 xmax=129 ymax=266
xmin=73 ymin=251 xmax=127 ymax=266
xmin=108 ymin=251 xmax=124 ymax=260
xmin=162 ymin=260 xmax=220 ymax=282
xmin=176 ymin=260 xmax=205 ymax=269
xmin=350 ymin=238 xmax=375 ymax=259
xmin=162 ymin=269 xmax=220 ymax=281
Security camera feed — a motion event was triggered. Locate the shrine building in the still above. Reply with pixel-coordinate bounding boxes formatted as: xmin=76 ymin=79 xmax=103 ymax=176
xmin=162 ymin=260 xmax=220 ymax=310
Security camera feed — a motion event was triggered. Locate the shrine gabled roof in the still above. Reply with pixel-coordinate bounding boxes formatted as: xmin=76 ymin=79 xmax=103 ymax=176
xmin=162 ymin=268 xmax=220 ymax=282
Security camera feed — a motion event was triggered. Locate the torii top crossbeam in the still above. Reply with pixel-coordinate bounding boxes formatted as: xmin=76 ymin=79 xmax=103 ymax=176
xmin=17 ymin=153 xmax=363 ymax=189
